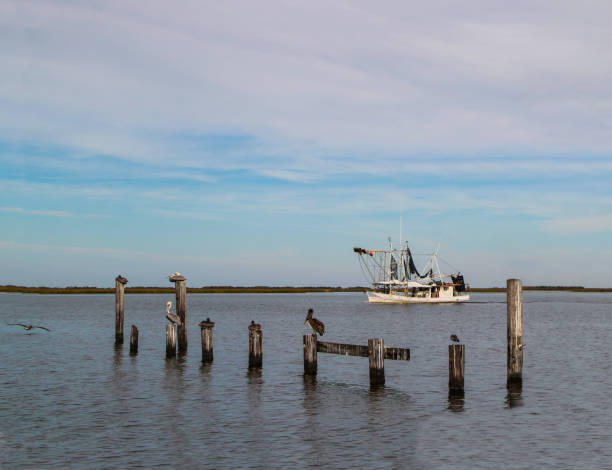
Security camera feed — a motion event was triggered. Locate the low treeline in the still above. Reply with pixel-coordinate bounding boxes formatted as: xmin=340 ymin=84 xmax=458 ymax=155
xmin=0 ymin=285 xmax=368 ymax=294
xmin=1 ymin=285 xmax=611 ymax=294
xmin=469 ymin=286 xmax=612 ymax=292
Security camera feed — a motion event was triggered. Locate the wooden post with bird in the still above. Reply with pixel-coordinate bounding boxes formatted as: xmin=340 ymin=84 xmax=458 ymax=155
xmin=448 ymin=336 xmax=464 ymax=394
xmin=305 ymin=306 xmax=409 ymax=386
xmin=166 ymin=324 xmax=177 ymax=358
xmin=303 ymin=334 xmax=317 ymax=375
xmin=115 ymin=275 xmax=128 ymax=345
xmin=169 ymin=273 xmax=187 ymax=354
xmin=369 ymin=338 xmax=385 ymax=387
xmin=507 ymin=278 xmax=523 ymax=389
xmin=200 ymin=318 xmax=215 ymax=363
xmin=130 ymin=325 xmax=139 ymax=355
xmin=248 ymin=321 xmax=262 ymax=369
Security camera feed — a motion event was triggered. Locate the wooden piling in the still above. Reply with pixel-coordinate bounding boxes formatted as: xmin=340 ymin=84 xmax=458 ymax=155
xmin=248 ymin=323 xmax=262 ymax=369
xmin=114 ymin=275 xmax=128 ymax=345
xmin=169 ymin=275 xmax=187 ymax=354
xmin=368 ymin=338 xmax=385 ymax=386
xmin=166 ymin=323 xmax=177 ymax=358
xmin=448 ymin=344 xmax=464 ymax=392
xmin=200 ymin=318 xmax=215 ymax=363
xmin=507 ymin=278 xmax=523 ymax=388
xmin=130 ymin=325 xmax=139 ymax=355
xmin=303 ymin=334 xmax=317 ymax=376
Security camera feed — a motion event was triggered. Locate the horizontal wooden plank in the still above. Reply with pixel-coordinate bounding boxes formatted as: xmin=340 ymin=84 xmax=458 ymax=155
xmin=316 ymin=341 xmax=410 ymax=361
xmin=384 ymin=347 xmax=410 ymax=361
xmin=317 ymin=341 xmax=369 ymax=357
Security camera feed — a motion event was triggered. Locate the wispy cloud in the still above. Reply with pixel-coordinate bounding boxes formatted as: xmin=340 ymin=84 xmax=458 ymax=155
xmin=3 ymin=0 xmax=612 ymax=169
xmin=544 ymin=215 xmax=612 ymax=234
xmin=0 ymin=206 xmax=110 ymax=219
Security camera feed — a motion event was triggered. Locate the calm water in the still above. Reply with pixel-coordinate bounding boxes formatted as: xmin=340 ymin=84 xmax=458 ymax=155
xmin=1 ymin=292 xmax=612 ymax=469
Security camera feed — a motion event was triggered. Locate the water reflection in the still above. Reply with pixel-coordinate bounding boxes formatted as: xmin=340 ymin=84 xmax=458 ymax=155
xmin=247 ymin=368 xmax=262 ymax=380
xmin=302 ymin=374 xmax=317 ymax=389
xmin=113 ymin=343 xmax=122 ymax=366
xmin=368 ymin=384 xmax=387 ymax=400
xmin=199 ymin=362 xmax=212 ymax=375
xmin=505 ymin=383 xmax=523 ymax=408
xmin=164 ymin=354 xmax=187 ymax=376
xmin=448 ymin=391 xmax=465 ymax=412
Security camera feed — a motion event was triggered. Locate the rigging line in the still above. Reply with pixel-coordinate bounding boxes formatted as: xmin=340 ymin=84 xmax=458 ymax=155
xmin=358 ymin=255 xmax=375 ymax=283
xmin=438 ymin=256 xmax=461 ymax=273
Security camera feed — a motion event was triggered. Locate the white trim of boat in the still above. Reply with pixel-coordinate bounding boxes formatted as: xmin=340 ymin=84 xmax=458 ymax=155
xmin=367 ymin=290 xmax=469 ymax=304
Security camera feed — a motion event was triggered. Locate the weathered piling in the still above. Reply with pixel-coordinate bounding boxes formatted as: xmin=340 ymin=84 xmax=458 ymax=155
xmin=166 ymin=323 xmax=177 ymax=358
xmin=448 ymin=344 xmax=464 ymax=393
xmin=200 ymin=318 xmax=215 ymax=363
xmin=507 ymin=278 xmax=523 ymax=388
xmin=303 ymin=334 xmax=317 ymax=375
xmin=368 ymin=338 xmax=385 ymax=387
xmin=130 ymin=325 xmax=139 ymax=355
xmin=248 ymin=321 xmax=262 ymax=369
xmin=114 ymin=275 xmax=128 ymax=345
xmin=169 ymin=274 xmax=187 ymax=354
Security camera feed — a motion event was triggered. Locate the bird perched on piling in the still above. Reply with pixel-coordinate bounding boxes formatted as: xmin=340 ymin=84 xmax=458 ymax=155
xmin=450 ymin=334 xmax=460 ymax=343
xmin=248 ymin=320 xmax=261 ymax=331
xmin=199 ymin=318 xmax=215 ymax=328
xmin=305 ymin=308 xmax=324 ymax=336
xmin=165 ymin=301 xmax=182 ymax=326
xmin=8 ymin=323 xmax=50 ymax=332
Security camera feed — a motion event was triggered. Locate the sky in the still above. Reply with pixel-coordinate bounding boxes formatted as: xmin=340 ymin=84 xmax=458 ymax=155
xmin=1 ymin=0 xmax=612 ymax=287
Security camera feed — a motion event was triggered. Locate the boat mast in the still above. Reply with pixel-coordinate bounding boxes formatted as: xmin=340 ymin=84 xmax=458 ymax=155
xmin=433 ymin=243 xmax=443 ymax=281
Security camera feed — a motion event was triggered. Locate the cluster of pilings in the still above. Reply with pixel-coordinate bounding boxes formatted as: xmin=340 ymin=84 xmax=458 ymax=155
xmin=115 ymin=274 xmax=189 ymax=357
xmin=113 ymin=273 xmax=261 ymax=368
xmin=114 ymin=276 xmax=524 ymax=393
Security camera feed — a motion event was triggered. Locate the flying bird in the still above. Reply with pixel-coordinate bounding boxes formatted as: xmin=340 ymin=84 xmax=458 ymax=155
xmin=165 ymin=301 xmax=182 ymax=326
xmin=305 ymin=308 xmax=324 ymax=336
xmin=8 ymin=323 xmax=50 ymax=332
xmin=450 ymin=334 xmax=460 ymax=343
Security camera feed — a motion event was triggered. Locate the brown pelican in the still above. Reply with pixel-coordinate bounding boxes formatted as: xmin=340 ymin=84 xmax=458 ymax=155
xmin=248 ymin=320 xmax=261 ymax=331
xmin=8 ymin=323 xmax=50 ymax=332
xmin=165 ymin=301 xmax=182 ymax=326
xmin=305 ymin=308 xmax=324 ymax=336
xmin=450 ymin=334 xmax=460 ymax=343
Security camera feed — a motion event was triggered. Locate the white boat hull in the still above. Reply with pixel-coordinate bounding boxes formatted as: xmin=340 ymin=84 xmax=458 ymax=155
xmin=367 ymin=291 xmax=470 ymax=304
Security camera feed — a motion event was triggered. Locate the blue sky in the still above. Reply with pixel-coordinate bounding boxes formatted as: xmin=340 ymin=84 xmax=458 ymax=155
xmin=2 ymin=0 xmax=612 ymax=287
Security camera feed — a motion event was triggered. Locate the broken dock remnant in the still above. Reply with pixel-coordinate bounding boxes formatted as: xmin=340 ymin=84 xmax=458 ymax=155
xmin=303 ymin=334 xmax=410 ymax=386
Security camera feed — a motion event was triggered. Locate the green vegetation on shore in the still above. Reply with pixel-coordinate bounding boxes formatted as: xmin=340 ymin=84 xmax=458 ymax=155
xmin=0 ymin=285 xmax=367 ymax=294
xmin=1 ymin=285 xmax=612 ymax=294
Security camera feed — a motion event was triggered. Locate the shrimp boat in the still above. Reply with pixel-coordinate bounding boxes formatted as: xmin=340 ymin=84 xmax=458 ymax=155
xmin=353 ymin=238 xmax=469 ymax=304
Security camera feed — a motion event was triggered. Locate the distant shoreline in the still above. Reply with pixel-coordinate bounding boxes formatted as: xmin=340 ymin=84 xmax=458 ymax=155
xmin=1 ymin=285 xmax=611 ymax=294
